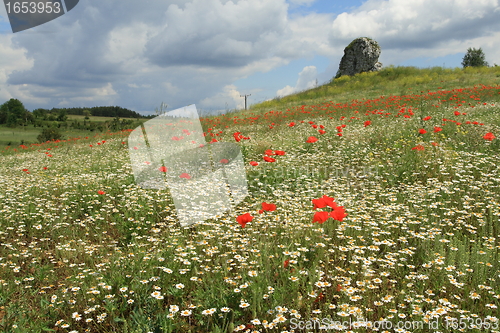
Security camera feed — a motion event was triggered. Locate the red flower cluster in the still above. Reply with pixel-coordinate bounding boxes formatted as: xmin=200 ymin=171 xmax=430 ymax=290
xmin=483 ymin=132 xmax=496 ymax=141
xmin=233 ymin=132 xmax=250 ymax=142
xmin=311 ymin=195 xmax=347 ymax=223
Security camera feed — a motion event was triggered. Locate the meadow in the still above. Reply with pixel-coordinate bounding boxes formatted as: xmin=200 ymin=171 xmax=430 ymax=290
xmin=0 ymin=66 xmax=499 ymax=332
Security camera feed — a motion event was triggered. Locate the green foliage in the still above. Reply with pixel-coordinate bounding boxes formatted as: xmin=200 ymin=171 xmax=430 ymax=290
xmin=0 ymin=98 xmax=29 ymax=127
xmin=37 ymin=127 xmax=63 ymax=143
xmin=462 ymin=47 xmax=488 ymax=68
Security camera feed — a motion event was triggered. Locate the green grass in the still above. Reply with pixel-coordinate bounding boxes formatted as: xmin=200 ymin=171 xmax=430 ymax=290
xmin=1 ymin=66 xmax=500 ymax=332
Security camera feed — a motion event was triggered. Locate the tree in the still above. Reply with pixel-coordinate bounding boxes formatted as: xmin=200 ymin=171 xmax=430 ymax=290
xmin=83 ymin=109 xmax=91 ymax=119
xmin=462 ymin=47 xmax=488 ymax=68
xmin=0 ymin=98 xmax=29 ymax=127
xmin=57 ymin=109 xmax=68 ymax=122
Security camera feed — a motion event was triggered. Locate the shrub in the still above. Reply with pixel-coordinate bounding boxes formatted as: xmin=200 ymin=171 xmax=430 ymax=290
xmin=37 ymin=128 xmax=63 ymax=143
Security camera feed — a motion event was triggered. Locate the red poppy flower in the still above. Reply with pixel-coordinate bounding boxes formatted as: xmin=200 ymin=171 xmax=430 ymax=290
xmin=220 ymin=159 xmax=229 ymax=164
xmin=43 ymin=167 xmax=48 ymax=170
xmin=158 ymin=166 xmax=168 ymax=172
xmin=233 ymin=132 xmax=243 ymax=142
xmin=22 ymin=168 xmax=28 ymax=172
xmin=454 ymin=111 xmax=461 ymax=116
xmin=423 ymin=116 xmax=431 ymax=121
xmin=274 ymin=150 xmax=285 ymax=156
xmin=434 ymin=126 xmax=442 ymax=132
xmin=419 ymin=129 xmax=427 ymax=134
xmin=312 ymin=124 xmax=318 ymax=129
xmin=306 ymin=136 xmax=318 ymax=143
xmin=261 ymin=202 xmax=276 ymax=212
xmin=264 ymin=149 xmax=275 ymax=156
xmin=312 ymin=211 xmax=330 ymax=224
xmin=249 ymin=161 xmax=259 ymax=166
xmin=412 ymin=145 xmax=425 ymax=151
xmin=364 ymin=120 xmax=371 ymax=127
xmin=318 ymin=130 xmax=326 ymax=135
xmin=237 ymin=213 xmax=254 ymax=228
xmin=330 ymin=206 xmax=347 ymax=222
xmin=312 ymin=195 xmax=337 ymax=209
xmin=284 ymin=259 xmax=290 ymax=268
xmin=337 ymin=133 xmax=343 ymax=137
xmin=483 ymin=132 xmax=495 ymax=141
xmin=179 ymin=173 xmax=191 ymax=179
xmin=288 ymin=122 xmax=295 ymax=127
xmin=98 ymin=190 xmax=105 ymax=195
xmin=263 ymin=156 xmax=276 ymax=162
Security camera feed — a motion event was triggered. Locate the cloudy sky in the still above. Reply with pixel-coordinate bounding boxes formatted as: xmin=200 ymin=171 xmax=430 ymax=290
xmin=0 ymin=0 xmax=499 ymax=116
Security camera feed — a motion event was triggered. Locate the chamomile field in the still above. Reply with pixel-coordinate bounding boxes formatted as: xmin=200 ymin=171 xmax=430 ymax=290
xmin=1 ymin=66 xmax=500 ymax=333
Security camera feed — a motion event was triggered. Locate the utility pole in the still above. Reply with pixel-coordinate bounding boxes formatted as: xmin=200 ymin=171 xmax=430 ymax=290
xmin=240 ymin=94 xmax=251 ymax=110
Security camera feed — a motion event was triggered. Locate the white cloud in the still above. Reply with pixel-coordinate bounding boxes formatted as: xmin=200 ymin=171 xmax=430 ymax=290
xmin=277 ymin=65 xmax=317 ymax=97
xmin=330 ymin=0 xmax=500 ymax=49
xmin=199 ymin=84 xmax=246 ymax=111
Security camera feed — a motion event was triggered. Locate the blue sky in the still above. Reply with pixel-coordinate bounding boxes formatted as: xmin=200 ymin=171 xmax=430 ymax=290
xmin=1 ymin=0 xmax=499 ymax=115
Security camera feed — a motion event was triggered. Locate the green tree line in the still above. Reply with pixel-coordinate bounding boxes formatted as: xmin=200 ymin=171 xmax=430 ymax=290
xmin=0 ymin=98 xmax=145 ymax=128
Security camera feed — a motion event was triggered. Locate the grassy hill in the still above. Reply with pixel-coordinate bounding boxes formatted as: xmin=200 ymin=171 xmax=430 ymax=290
xmin=0 ymin=66 xmax=499 ymax=332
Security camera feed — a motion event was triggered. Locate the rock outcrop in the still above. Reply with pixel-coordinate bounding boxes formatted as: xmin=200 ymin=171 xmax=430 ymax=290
xmin=335 ymin=37 xmax=382 ymax=78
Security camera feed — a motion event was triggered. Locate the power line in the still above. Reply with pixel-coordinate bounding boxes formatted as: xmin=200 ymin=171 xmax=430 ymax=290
xmin=240 ymin=94 xmax=251 ymax=110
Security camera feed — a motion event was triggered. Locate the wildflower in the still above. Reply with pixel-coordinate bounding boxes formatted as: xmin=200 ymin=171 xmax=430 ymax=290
xmin=175 ymin=283 xmax=185 ymax=289
xmin=158 ymin=166 xmax=167 ymax=172
xmin=97 ymin=190 xmax=105 ymax=195
xmin=237 ymin=213 xmax=254 ymax=228
xmin=249 ymin=161 xmax=259 ymax=166
xmin=169 ymin=305 xmax=179 ymax=313
xmin=306 ymin=136 xmax=318 ymax=143
xmin=179 ymin=173 xmax=191 ymax=179
xmin=312 ymin=211 xmax=329 ymax=224
xmin=248 ymin=270 xmax=258 ymax=277
xmin=202 ymin=308 xmax=216 ymax=315
xmin=288 ymin=122 xmax=295 ymax=127
xmin=330 ymin=206 xmax=347 ymax=222
xmin=312 ymin=195 xmax=337 ymax=209
xmin=180 ymin=310 xmax=192 ymax=316
xmin=263 ymin=156 xmax=276 ymax=162
xmin=419 ymin=128 xmax=427 ymax=134
xmin=364 ymin=120 xmax=371 ymax=127
xmin=261 ymin=202 xmax=276 ymax=212
xmin=274 ymin=150 xmax=286 ymax=155
xmin=220 ymin=159 xmax=229 ymax=164
xmin=483 ymin=132 xmax=495 ymax=141
xmin=423 ymin=116 xmax=431 ymax=121
xmin=434 ymin=126 xmax=442 ymax=132
xmin=412 ymin=145 xmax=425 ymax=151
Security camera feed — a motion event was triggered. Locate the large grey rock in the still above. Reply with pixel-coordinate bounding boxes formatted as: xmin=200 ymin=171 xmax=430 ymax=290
xmin=335 ymin=37 xmax=382 ymax=78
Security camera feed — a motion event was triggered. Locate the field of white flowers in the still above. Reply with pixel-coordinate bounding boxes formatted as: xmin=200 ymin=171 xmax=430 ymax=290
xmin=0 ymin=80 xmax=500 ymax=332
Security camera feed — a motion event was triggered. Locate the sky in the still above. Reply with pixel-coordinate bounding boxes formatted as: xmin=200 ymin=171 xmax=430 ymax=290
xmin=0 ymin=0 xmax=499 ymax=116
